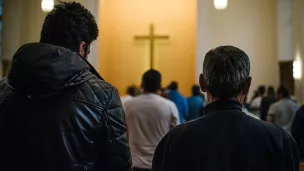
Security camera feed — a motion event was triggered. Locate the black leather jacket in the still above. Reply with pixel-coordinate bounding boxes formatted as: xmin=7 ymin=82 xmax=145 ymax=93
xmin=0 ymin=43 xmax=133 ymax=171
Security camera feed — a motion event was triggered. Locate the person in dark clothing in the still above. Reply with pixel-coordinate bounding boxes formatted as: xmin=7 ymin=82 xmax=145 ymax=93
xmin=187 ymin=84 xmax=204 ymax=121
xmin=260 ymin=86 xmax=276 ymax=121
xmin=0 ymin=2 xmax=132 ymax=171
xmin=152 ymin=46 xmax=299 ymax=171
xmin=292 ymin=106 xmax=304 ymax=160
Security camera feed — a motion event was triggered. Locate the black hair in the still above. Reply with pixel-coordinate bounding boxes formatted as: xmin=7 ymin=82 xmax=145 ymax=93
xmin=258 ymin=85 xmax=266 ymax=96
xmin=192 ymin=84 xmax=201 ymax=96
xmin=142 ymin=69 xmax=161 ymax=93
xmin=40 ymin=1 xmax=99 ymax=52
xmin=267 ymin=86 xmax=275 ymax=95
xmin=277 ymin=85 xmax=290 ymax=98
xmin=168 ymin=81 xmax=178 ymax=90
xmin=203 ymin=46 xmax=250 ymax=99
xmin=126 ymin=85 xmax=137 ymax=97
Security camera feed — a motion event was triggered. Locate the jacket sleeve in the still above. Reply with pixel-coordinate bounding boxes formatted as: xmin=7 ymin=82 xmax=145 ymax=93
xmin=103 ymin=87 xmax=133 ymax=171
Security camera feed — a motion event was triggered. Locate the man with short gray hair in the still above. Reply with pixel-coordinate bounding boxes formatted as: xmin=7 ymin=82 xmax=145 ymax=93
xmin=152 ymin=46 xmax=299 ymax=171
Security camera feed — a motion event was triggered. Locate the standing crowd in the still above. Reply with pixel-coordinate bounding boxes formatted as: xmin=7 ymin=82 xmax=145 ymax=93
xmin=0 ymin=1 xmax=301 ymax=171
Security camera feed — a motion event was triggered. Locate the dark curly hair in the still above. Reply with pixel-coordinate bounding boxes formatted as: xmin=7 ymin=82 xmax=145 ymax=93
xmin=40 ymin=1 xmax=99 ymax=52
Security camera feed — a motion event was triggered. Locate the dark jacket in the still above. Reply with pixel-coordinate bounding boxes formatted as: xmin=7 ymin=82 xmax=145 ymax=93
xmin=291 ymin=105 xmax=304 ymax=160
xmin=0 ymin=43 xmax=133 ymax=171
xmin=152 ymin=100 xmax=299 ymax=171
xmin=260 ymin=95 xmax=276 ymax=121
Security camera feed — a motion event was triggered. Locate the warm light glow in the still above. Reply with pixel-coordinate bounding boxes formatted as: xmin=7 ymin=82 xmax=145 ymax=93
xmin=214 ymin=0 xmax=228 ymax=10
xmin=41 ymin=0 xmax=54 ymax=12
xmin=293 ymin=48 xmax=302 ymax=80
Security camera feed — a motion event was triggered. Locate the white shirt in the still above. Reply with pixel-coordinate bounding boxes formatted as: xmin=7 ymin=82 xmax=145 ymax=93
xmin=120 ymin=95 xmax=133 ymax=105
xmin=124 ymin=93 xmax=180 ymax=169
xmin=268 ymin=99 xmax=299 ymax=133
xmin=251 ymin=96 xmax=262 ymax=109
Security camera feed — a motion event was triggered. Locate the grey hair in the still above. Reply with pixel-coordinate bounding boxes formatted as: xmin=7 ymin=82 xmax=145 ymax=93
xmin=203 ymin=46 xmax=250 ymax=99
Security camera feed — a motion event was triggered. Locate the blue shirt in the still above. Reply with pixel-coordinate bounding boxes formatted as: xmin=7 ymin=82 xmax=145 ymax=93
xmin=187 ymin=95 xmax=204 ymax=121
xmin=168 ymin=90 xmax=189 ymax=123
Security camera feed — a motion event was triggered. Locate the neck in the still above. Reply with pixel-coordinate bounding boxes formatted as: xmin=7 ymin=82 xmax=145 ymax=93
xmin=143 ymin=90 xmax=158 ymax=94
xmin=206 ymin=93 xmax=244 ymax=105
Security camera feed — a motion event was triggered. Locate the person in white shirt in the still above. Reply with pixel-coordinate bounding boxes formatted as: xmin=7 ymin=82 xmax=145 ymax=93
xmin=250 ymin=85 xmax=266 ymax=116
xmin=124 ymin=69 xmax=180 ymax=171
xmin=268 ymin=85 xmax=299 ymax=133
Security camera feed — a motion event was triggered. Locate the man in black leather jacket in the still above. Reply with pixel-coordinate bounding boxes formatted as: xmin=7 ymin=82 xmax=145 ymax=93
xmin=0 ymin=2 xmax=133 ymax=171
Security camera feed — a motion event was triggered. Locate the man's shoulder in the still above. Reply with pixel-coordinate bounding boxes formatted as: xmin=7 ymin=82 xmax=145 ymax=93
xmin=0 ymin=78 xmax=12 ymax=98
xmin=126 ymin=94 xmax=175 ymax=106
xmin=72 ymin=75 xmax=117 ymax=108
xmin=167 ymin=113 xmax=288 ymax=140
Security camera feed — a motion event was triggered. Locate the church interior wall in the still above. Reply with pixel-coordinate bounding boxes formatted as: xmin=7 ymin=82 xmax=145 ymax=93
xmin=197 ymin=0 xmax=279 ymax=99
xmin=99 ymin=0 xmax=196 ymax=96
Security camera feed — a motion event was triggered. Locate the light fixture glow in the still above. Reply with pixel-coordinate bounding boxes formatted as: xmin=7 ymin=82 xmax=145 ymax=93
xmin=293 ymin=48 xmax=302 ymax=80
xmin=214 ymin=0 xmax=228 ymax=10
xmin=41 ymin=0 xmax=54 ymax=12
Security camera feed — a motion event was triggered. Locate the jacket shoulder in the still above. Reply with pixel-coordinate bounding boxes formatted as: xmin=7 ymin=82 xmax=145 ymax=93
xmin=0 ymin=78 xmax=12 ymax=98
xmin=72 ymin=75 xmax=117 ymax=110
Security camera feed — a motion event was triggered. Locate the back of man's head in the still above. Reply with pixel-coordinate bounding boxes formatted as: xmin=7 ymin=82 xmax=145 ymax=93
xmin=258 ymin=85 xmax=266 ymax=96
xmin=192 ymin=84 xmax=201 ymax=96
xmin=40 ymin=1 xmax=98 ymax=54
xmin=267 ymin=86 xmax=275 ymax=95
xmin=126 ymin=85 xmax=137 ymax=97
xmin=277 ymin=85 xmax=290 ymax=98
xmin=168 ymin=81 xmax=178 ymax=90
xmin=142 ymin=69 xmax=161 ymax=93
xmin=201 ymin=46 xmax=251 ymax=100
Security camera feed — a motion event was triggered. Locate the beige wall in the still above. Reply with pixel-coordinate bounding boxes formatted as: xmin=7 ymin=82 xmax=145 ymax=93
xmin=197 ymin=0 xmax=279 ymax=98
xmin=2 ymin=0 xmax=46 ymax=60
xmin=1 ymin=0 xmax=99 ymax=68
xmin=99 ymin=0 xmax=196 ymax=96
xmin=292 ymin=0 xmax=304 ymax=102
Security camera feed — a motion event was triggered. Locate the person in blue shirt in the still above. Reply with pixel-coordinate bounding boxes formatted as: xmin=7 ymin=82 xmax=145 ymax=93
xmin=167 ymin=81 xmax=189 ymax=123
xmin=187 ymin=85 xmax=204 ymax=121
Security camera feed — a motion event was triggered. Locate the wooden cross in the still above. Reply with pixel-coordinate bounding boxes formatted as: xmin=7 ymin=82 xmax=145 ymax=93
xmin=134 ymin=23 xmax=170 ymax=69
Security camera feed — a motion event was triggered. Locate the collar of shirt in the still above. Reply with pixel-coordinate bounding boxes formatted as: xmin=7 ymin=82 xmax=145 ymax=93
xmin=204 ymin=99 xmax=242 ymax=115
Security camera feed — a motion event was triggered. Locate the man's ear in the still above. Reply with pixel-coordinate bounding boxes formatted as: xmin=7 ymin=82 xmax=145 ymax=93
xmin=78 ymin=41 xmax=86 ymax=57
xmin=243 ymin=77 xmax=252 ymax=95
xmin=199 ymin=74 xmax=207 ymax=92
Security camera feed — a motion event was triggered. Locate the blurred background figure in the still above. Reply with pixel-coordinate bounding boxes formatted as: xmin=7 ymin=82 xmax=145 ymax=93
xmin=187 ymin=84 xmax=204 ymax=121
xmin=268 ymin=85 xmax=299 ymax=133
xmin=167 ymin=81 xmax=189 ymax=123
xmin=159 ymin=87 xmax=169 ymax=99
xmin=260 ymin=86 xmax=276 ymax=121
xmin=250 ymin=85 xmax=266 ymax=116
xmin=242 ymin=95 xmax=260 ymax=119
xmin=124 ymin=69 xmax=179 ymax=171
xmin=120 ymin=85 xmax=140 ymax=105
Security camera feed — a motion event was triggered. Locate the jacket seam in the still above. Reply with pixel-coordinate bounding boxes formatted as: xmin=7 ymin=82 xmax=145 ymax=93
xmin=102 ymin=87 xmax=116 ymax=147
xmin=0 ymin=95 xmax=9 ymax=100
xmin=92 ymin=78 xmax=112 ymax=99
xmin=72 ymin=98 xmax=103 ymax=110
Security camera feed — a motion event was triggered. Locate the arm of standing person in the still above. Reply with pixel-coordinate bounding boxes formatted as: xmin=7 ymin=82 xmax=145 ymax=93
xmin=267 ymin=104 xmax=276 ymax=122
xmin=102 ymin=87 xmax=133 ymax=171
xmin=170 ymin=102 xmax=180 ymax=128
